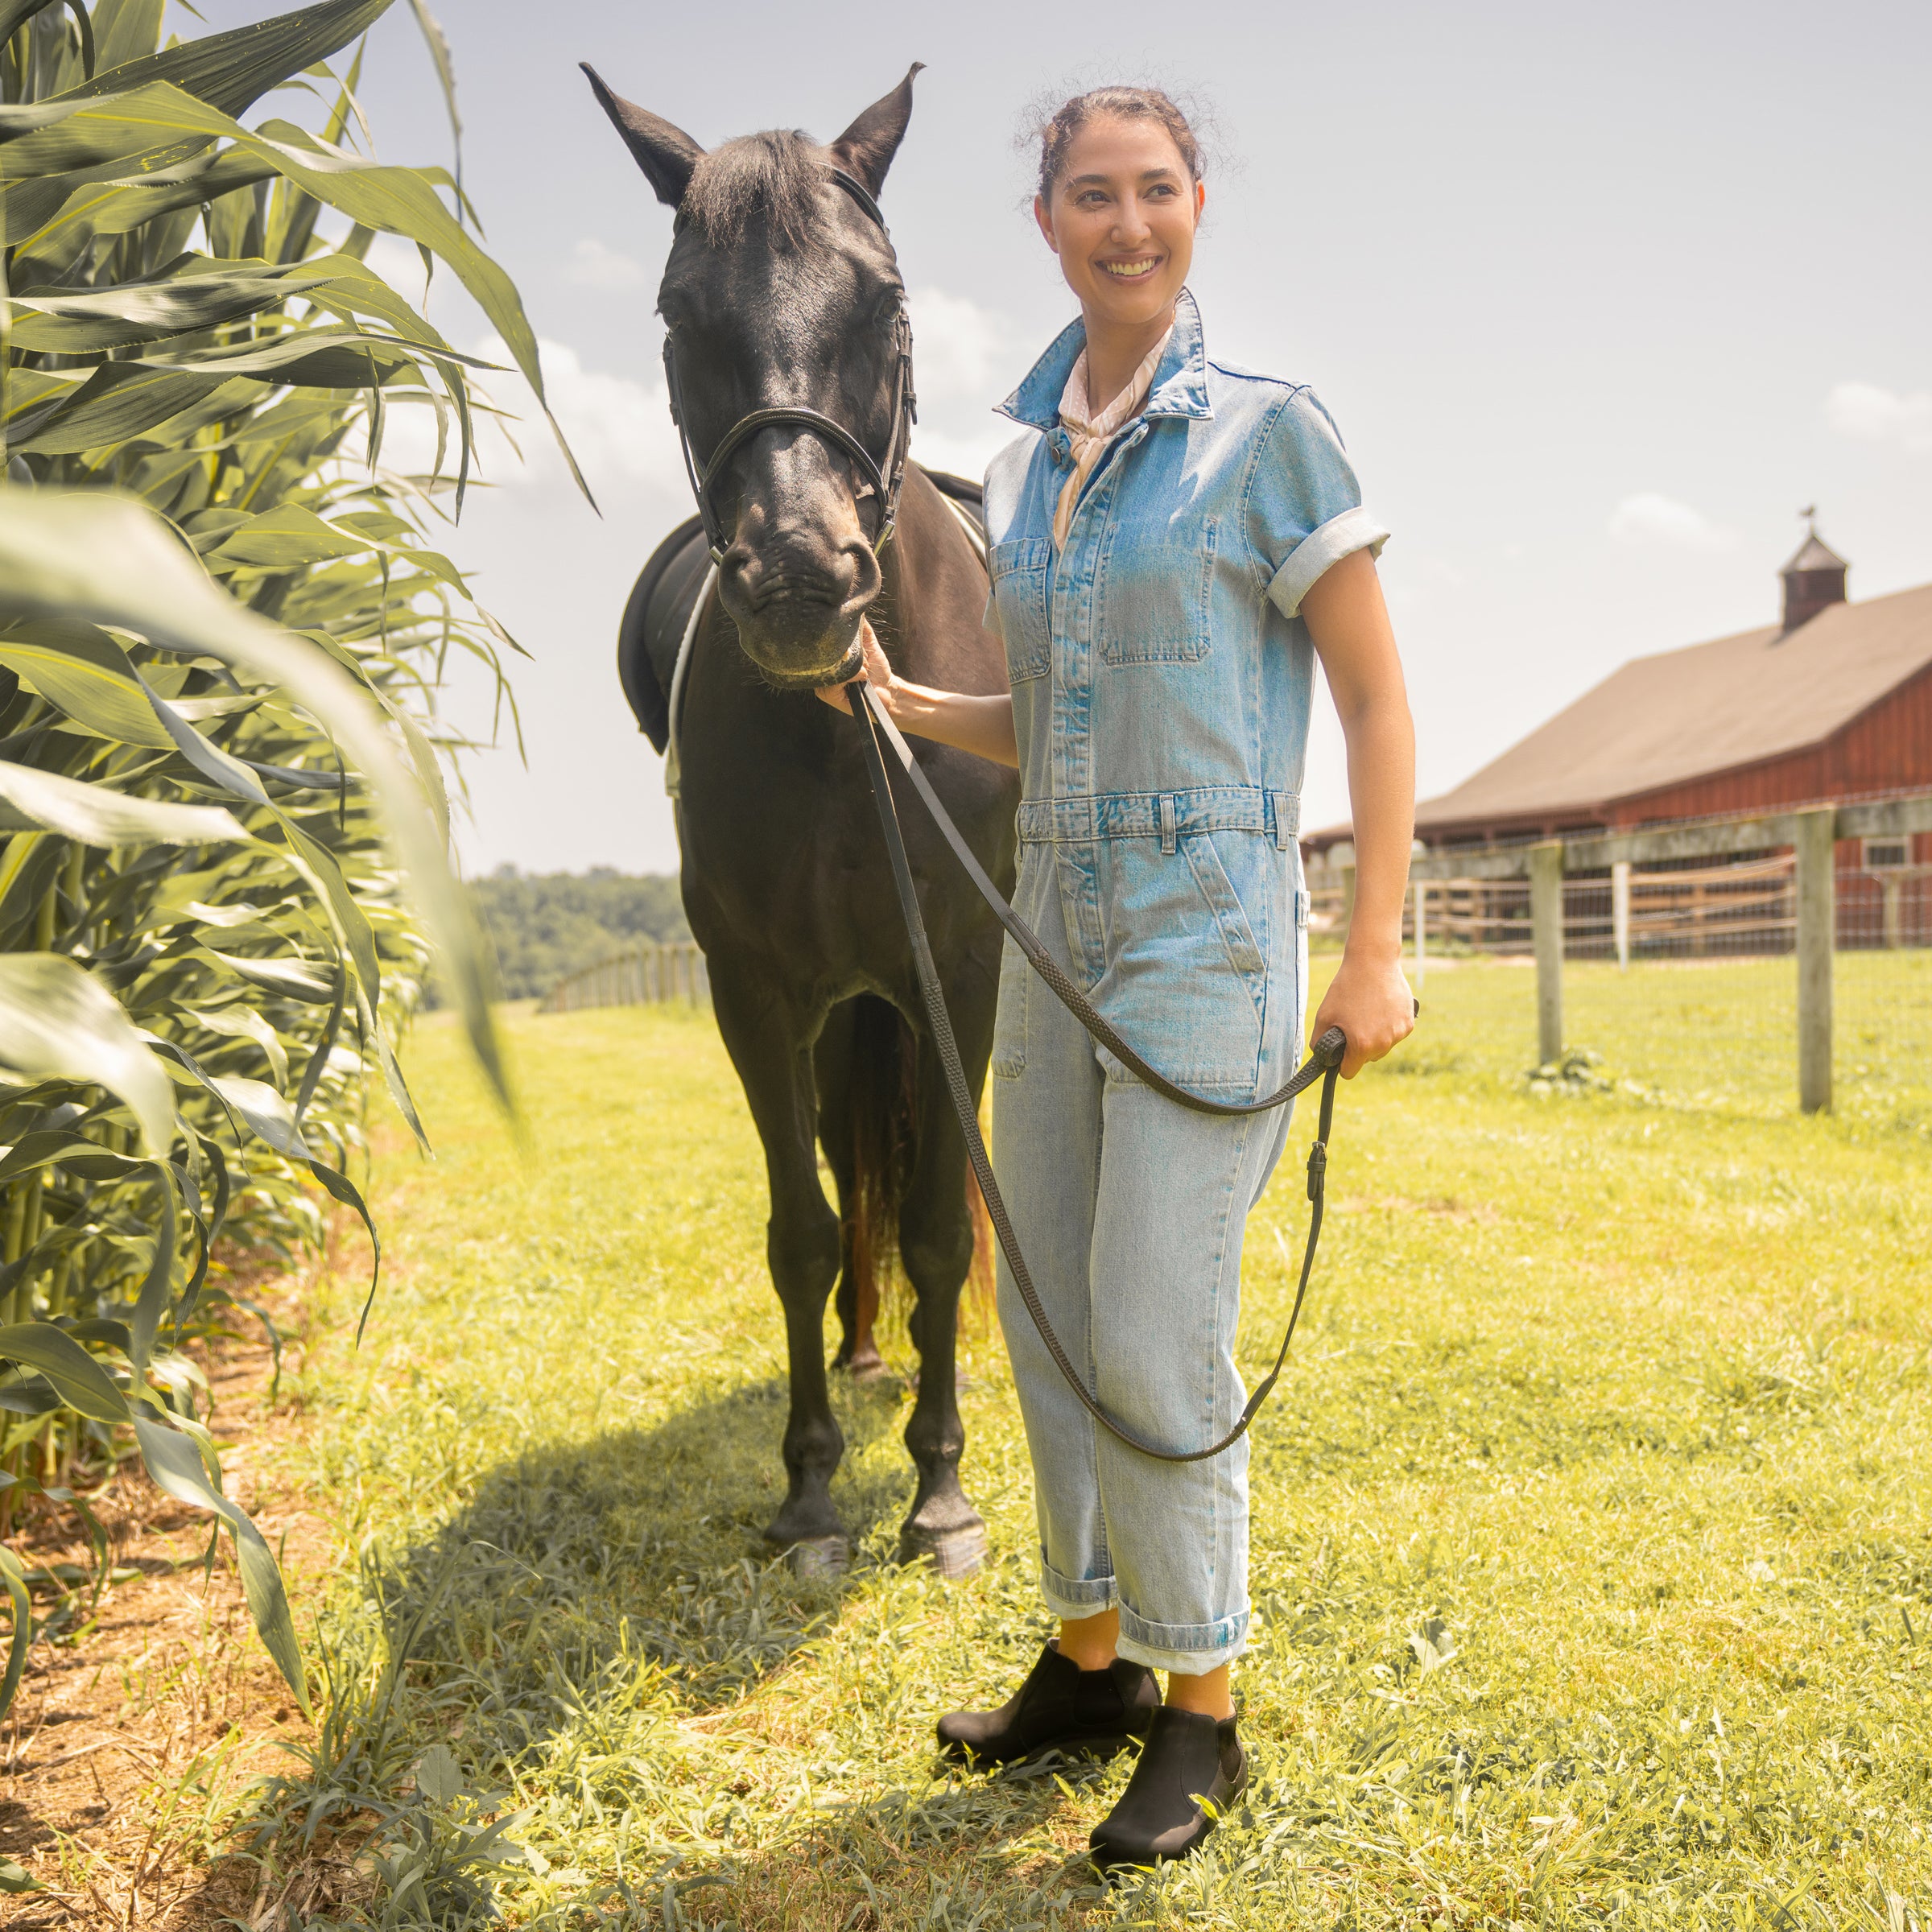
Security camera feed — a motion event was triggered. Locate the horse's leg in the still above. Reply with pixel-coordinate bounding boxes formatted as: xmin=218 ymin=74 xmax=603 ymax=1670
xmin=709 ymin=967 xmax=848 ymax=1571
xmin=814 ymin=1002 xmax=885 ymax=1381
xmin=894 ymin=1022 xmax=988 ymax=1579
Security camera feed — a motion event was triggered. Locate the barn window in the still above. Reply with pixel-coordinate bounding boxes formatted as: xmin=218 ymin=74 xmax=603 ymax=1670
xmin=1863 ymin=838 xmax=1909 ymax=870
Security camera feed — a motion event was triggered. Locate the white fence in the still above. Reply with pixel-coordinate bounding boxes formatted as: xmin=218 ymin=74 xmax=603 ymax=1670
xmin=539 ymin=942 xmax=709 ymax=1014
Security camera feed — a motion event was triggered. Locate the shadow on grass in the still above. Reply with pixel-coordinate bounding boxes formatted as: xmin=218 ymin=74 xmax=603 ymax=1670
xmin=213 ymin=1369 xmax=1099 ymax=1928
xmin=354 ymin=1371 xmax=929 ymax=1730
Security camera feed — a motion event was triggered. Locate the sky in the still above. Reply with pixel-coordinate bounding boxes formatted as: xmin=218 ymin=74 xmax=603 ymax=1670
xmin=209 ymin=0 xmax=1930 ymax=876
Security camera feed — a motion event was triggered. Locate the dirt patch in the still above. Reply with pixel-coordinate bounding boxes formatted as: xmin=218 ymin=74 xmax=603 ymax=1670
xmin=1340 ymin=1192 xmax=1501 ymax=1224
xmin=0 ymin=1261 xmax=326 ymax=1929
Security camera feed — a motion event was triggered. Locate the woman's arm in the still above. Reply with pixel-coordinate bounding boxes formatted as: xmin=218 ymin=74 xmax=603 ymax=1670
xmin=819 ymin=618 xmax=1019 ymax=768
xmin=1301 ymin=548 xmax=1418 ymax=1076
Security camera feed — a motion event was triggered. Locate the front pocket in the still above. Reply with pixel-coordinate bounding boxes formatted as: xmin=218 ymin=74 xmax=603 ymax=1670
xmin=989 ymin=536 xmax=1052 ymax=682
xmin=1099 ymin=514 xmax=1216 ymax=666
xmin=1183 ymin=832 xmax=1268 ymax=1018
xmin=1094 ymin=828 xmax=1272 ymax=1094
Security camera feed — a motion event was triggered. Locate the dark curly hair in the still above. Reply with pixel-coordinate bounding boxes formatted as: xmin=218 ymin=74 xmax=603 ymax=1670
xmin=1031 ymin=85 xmax=1204 ymax=202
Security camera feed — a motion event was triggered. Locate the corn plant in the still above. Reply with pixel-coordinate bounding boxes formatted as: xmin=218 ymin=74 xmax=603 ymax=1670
xmin=0 ymin=0 xmax=570 ymax=1716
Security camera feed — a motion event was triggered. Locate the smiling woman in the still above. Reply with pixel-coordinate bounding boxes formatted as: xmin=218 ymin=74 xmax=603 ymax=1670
xmin=822 ymin=80 xmax=1419 ymax=1876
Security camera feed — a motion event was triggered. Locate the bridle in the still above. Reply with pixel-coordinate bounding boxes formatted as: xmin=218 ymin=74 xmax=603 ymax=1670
xmin=661 ymin=167 xmax=918 ymax=568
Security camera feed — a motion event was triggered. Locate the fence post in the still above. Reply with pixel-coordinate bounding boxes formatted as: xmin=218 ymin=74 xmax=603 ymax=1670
xmin=1612 ymin=860 xmax=1631 ymax=969
xmin=1795 ymin=807 xmax=1835 ymax=1114
xmin=1413 ymin=880 xmax=1426 ymax=992
xmin=1530 ymin=840 xmax=1565 ymax=1066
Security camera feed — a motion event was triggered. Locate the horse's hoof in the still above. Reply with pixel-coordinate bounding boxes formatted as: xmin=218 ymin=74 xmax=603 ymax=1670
xmin=898 ymin=1518 xmax=988 ymax=1579
xmin=783 ymin=1534 xmax=851 ymax=1579
xmin=848 ymin=1357 xmax=897 ymax=1388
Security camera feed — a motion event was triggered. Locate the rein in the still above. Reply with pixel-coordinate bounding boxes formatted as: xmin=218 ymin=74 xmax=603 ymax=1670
xmin=847 ymin=682 xmax=1349 ymax=1464
xmin=663 ymin=168 xmax=918 ymax=568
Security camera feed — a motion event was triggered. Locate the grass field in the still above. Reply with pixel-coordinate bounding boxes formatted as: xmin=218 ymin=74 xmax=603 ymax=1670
xmin=249 ymin=962 xmax=1931 ymax=1930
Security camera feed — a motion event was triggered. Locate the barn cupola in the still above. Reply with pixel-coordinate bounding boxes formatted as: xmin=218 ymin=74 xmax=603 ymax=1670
xmin=1778 ymin=513 xmax=1848 ymax=637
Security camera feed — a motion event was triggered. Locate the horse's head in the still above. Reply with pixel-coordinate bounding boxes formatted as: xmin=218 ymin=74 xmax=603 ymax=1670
xmin=584 ymin=64 xmax=922 ymax=689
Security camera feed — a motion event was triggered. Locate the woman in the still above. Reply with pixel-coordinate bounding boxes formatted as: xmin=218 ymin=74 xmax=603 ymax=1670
xmin=821 ymin=85 xmax=1416 ymax=1870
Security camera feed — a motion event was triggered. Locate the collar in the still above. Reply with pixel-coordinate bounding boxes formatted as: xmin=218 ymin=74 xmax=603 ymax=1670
xmin=997 ymin=287 xmax=1213 ymax=431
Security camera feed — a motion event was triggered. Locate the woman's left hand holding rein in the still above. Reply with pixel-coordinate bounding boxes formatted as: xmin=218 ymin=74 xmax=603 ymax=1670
xmin=1302 ymin=548 xmax=1419 ymax=1079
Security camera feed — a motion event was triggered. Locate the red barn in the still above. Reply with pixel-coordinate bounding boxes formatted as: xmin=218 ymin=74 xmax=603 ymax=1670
xmin=1326 ymin=530 xmax=1932 ymax=940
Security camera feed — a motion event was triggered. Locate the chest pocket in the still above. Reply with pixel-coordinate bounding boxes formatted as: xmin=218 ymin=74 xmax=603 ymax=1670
xmin=989 ymin=537 xmax=1053 ymax=682
xmin=1099 ymin=514 xmax=1217 ymax=666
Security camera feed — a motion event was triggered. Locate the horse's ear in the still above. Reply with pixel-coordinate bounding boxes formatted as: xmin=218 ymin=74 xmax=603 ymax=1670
xmin=580 ymin=63 xmax=704 ymax=209
xmin=830 ymin=62 xmax=923 ymax=198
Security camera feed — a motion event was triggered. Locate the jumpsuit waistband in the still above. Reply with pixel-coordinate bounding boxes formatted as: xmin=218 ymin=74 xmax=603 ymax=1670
xmin=1016 ymin=787 xmax=1301 ymax=851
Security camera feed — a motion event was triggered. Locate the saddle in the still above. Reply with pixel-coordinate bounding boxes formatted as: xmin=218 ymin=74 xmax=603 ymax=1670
xmin=614 ymin=467 xmax=988 ymax=759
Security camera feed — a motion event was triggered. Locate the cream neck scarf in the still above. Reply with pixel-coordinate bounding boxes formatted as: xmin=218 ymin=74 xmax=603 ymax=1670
xmin=1051 ymin=324 xmax=1174 ymax=551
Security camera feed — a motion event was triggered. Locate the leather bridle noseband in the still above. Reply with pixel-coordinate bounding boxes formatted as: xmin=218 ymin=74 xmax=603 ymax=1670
xmin=662 ymin=167 xmax=918 ymax=568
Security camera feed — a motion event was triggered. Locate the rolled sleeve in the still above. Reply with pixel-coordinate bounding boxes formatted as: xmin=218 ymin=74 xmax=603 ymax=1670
xmin=1266 ymin=505 xmax=1390 ymax=618
xmin=1252 ymin=387 xmax=1389 ymax=621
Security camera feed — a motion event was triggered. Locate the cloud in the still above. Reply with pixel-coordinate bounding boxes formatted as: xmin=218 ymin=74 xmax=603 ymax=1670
xmin=567 ymin=237 xmax=650 ymax=291
xmin=336 ymin=336 xmax=682 ymax=504
xmin=510 ymin=337 xmax=675 ymax=487
xmin=902 ymin=287 xmax=1030 ymax=485
xmin=1825 ymin=381 xmax=1932 ymax=453
xmin=1607 ymin=492 xmax=1734 ymax=551
xmin=906 ymin=287 xmax=1016 ymax=404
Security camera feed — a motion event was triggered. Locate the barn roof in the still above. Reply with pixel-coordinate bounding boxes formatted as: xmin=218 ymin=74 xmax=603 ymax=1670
xmin=1414 ymin=579 xmax=1932 ymax=832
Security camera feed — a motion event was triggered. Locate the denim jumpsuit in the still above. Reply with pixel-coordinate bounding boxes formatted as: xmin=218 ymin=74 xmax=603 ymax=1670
xmin=981 ymin=291 xmax=1388 ymax=1674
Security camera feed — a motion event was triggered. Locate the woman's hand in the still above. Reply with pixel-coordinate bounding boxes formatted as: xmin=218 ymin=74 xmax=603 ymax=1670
xmin=1310 ymin=951 xmax=1415 ymax=1078
xmin=815 ymin=617 xmax=895 ymax=715
xmin=814 ymin=616 xmax=1021 ymax=767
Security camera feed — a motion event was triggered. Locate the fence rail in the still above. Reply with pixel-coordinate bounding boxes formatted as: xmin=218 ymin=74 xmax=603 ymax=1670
xmin=1312 ymin=855 xmax=1932 ymax=961
xmin=1308 ymin=791 xmax=1932 ymax=1113
xmin=539 ymin=942 xmax=710 ymax=1014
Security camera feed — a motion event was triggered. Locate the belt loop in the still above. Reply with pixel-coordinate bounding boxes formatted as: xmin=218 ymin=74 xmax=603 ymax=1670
xmin=1158 ymin=793 xmax=1178 ymax=856
xmin=1270 ymin=791 xmax=1297 ymax=852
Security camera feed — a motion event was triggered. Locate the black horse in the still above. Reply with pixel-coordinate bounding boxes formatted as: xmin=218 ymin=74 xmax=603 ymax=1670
xmin=584 ymin=64 xmax=1019 ymax=1577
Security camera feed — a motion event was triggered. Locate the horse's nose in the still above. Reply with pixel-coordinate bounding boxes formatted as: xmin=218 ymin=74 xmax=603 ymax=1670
xmin=722 ymin=520 xmax=866 ymax=612
xmin=833 ymin=532 xmax=882 ymax=617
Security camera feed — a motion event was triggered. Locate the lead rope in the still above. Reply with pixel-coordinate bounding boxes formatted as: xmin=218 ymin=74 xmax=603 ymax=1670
xmin=847 ymin=684 xmax=1344 ymax=1463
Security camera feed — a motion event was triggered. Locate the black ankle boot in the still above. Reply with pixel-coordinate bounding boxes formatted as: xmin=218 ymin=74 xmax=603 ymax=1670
xmin=936 ymin=1642 xmax=1159 ymax=1768
xmin=1088 ymin=1705 xmax=1248 ymax=1872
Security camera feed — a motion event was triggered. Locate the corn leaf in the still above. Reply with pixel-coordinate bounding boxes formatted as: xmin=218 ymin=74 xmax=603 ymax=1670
xmin=0 ymin=760 xmax=248 ymax=844
xmin=0 ymin=952 xmax=175 ymax=1154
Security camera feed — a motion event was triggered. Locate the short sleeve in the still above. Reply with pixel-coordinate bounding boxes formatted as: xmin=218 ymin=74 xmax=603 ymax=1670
xmin=1253 ymin=389 xmax=1389 ymax=620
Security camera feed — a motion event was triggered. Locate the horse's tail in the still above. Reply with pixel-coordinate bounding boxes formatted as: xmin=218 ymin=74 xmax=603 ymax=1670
xmin=847 ymin=993 xmax=917 ymax=1339
xmin=845 ymin=996 xmax=1000 ymax=1337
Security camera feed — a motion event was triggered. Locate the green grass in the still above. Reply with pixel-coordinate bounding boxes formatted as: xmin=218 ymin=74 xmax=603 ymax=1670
xmin=246 ymin=967 xmax=1932 ymax=1930
xmin=1395 ymin=951 xmax=1932 ymax=1129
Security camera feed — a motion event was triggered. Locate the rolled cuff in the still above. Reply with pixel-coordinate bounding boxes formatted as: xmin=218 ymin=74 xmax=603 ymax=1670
xmin=1116 ymin=1604 xmax=1250 ymax=1676
xmin=1266 ymin=505 xmax=1390 ymax=619
xmin=1039 ymin=1550 xmax=1117 ymax=1622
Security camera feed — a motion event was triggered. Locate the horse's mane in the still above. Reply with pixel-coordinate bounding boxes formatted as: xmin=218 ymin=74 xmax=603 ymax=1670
xmin=683 ymin=130 xmax=831 ymax=249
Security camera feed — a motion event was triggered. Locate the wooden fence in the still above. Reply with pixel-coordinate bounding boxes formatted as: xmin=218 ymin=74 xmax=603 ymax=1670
xmin=539 ymin=942 xmax=709 ymax=1014
xmin=1308 ymin=791 xmax=1932 ymax=1113
xmin=1311 ymin=853 xmax=1932 ymax=962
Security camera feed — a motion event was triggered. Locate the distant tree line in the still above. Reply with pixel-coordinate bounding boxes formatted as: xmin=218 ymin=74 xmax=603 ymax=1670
xmin=469 ymin=867 xmax=691 ymax=1002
